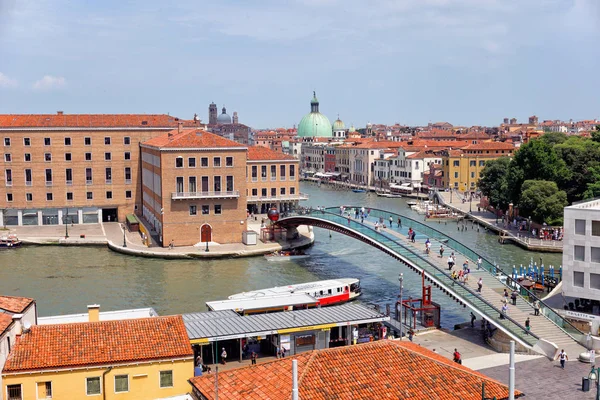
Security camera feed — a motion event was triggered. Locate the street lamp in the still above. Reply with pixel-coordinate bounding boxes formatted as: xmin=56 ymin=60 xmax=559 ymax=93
xmin=399 ymin=273 xmax=404 ymax=340
xmin=122 ymin=224 xmax=127 ymax=247
xmin=589 ymin=366 xmax=600 ymax=400
xmin=64 ymin=208 xmax=69 ymax=239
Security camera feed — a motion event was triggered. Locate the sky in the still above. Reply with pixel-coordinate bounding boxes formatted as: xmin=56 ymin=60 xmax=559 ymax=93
xmin=0 ymin=0 xmax=599 ymax=129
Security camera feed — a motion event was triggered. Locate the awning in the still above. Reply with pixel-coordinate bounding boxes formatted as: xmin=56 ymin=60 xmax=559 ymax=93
xmin=329 ymin=172 xmax=342 ymax=177
xmin=314 ymin=172 xmax=328 ymax=178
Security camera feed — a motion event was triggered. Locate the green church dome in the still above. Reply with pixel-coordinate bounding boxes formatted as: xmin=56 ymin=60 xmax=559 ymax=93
xmin=333 ymin=116 xmax=345 ymax=131
xmin=298 ymin=92 xmax=332 ymax=138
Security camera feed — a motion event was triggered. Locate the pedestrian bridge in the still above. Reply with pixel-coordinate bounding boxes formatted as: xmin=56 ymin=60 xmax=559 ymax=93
xmin=276 ymin=206 xmax=586 ymax=358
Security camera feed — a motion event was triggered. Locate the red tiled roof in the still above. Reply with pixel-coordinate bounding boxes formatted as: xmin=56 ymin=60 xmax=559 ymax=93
xmin=3 ymin=316 xmax=193 ymax=373
xmin=462 ymin=142 xmax=514 ymax=151
xmin=406 ymin=150 xmax=438 ymax=159
xmin=0 ymin=313 xmax=13 ymax=335
xmin=0 ymin=114 xmax=197 ymax=128
xmin=247 ymin=146 xmax=295 ymax=161
xmin=142 ymin=129 xmax=244 ymax=149
xmin=189 ymin=340 xmax=520 ymax=400
xmin=0 ymin=295 xmax=35 ymax=314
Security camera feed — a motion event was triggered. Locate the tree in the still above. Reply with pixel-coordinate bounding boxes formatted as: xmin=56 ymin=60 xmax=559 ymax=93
xmin=584 ymin=165 xmax=600 ymax=199
xmin=591 ymin=125 xmax=600 ymax=143
xmin=518 ymin=180 xmax=568 ymax=225
xmin=554 ymin=136 xmax=600 ymax=203
xmin=540 ymin=131 xmax=567 ymax=146
xmin=477 ymin=157 xmax=511 ymax=210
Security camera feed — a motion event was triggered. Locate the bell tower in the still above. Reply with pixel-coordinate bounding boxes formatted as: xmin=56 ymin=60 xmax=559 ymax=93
xmin=209 ymin=102 xmax=217 ymax=125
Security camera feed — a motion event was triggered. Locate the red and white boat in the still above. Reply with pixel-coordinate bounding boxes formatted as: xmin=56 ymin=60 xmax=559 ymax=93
xmin=228 ymin=278 xmax=362 ymax=307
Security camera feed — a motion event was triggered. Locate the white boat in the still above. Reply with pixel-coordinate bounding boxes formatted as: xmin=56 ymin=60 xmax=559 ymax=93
xmin=265 ymin=250 xmax=310 ymax=261
xmin=0 ymin=234 xmax=22 ymax=249
xmin=376 ymin=192 xmax=402 ymax=198
xmin=229 ymin=278 xmax=362 ymax=307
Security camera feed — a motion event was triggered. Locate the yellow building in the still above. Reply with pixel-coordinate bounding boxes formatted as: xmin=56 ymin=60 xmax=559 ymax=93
xmin=2 ymin=312 xmax=193 ymax=400
xmin=440 ymin=142 xmax=514 ymax=192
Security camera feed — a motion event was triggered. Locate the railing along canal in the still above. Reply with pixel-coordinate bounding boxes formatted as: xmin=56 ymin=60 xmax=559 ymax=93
xmin=284 ymin=209 xmax=539 ymax=347
xmin=325 ymin=206 xmax=584 ymax=344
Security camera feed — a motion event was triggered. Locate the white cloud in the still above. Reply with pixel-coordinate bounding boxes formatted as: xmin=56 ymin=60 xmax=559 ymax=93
xmin=32 ymin=75 xmax=66 ymax=90
xmin=0 ymin=72 xmax=18 ymax=88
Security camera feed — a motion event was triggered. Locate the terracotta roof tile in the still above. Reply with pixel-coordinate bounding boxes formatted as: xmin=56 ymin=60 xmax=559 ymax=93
xmin=0 ymin=295 xmax=35 ymax=314
xmin=142 ymin=129 xmax=244 ymax=149
xmin=189 ymin=340 xmax=521 ymax=400
xmin=462 ymin=142 xmax=515 ymax=151
xmin=0 ymin=114 xmax=197 ymax=128
xmin=3 ymin=316 xmax=193 ymax=373
xmin=0 ymin=313 xmax=13 ymax=335
xmin=247 ymin=146 xmax=296 ymax=161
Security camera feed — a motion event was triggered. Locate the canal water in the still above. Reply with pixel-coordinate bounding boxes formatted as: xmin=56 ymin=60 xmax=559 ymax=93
xmin=0 ymin=182 xmax=562 ymax=329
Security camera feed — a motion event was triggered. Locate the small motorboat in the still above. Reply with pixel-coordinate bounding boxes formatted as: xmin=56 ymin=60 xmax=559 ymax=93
xmin=377 ymin=192 xmax=402 ymax=198
xmin=0 ymin=234 xmax=22 ymax=248
xmin=265 ymin=250 xmax=310 ymax=261
xmin=406 ymin=201 xmax=417 ymax=207
xmin=352 ymin=189 xmax=366 ymax=193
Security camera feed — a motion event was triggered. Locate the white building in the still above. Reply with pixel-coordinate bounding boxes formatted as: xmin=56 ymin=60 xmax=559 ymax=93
xmin=389 ymin=149 xmax=441 ymax=189
xmin=300 ymin=142 xmax=327 ymax=173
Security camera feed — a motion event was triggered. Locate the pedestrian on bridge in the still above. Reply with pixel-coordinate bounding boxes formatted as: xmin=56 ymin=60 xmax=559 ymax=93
xmin=389 ymin=216 xmax=393 ymax=227
xmin=470 ymin=312 xmax=476 ymax=328
xmin=511 ymin=289 xmax=518 ymax=306
xmin=477 ymin=277 xmax=483 ymax=293
xmin=533 ymin=300 xmax=541 ymax=316
xmin=503 ymin=289 xmax=509 ymax=301
xmin=477 ymin=256 xmax=482 ymax=270
xmin=448 ymin=254 xmax=455 ymax=271
xmin=439 ymin=245 xmax=444 ymax=258
xmin=501 ymin=303 xmax=508 ymax=319
xmin=525 ymin=317 xmax=530 ymax=334
xmin=558 ymin=349 xmax=568 ymax=368
xmin=397 ymin=217 xmax=402 ymax=228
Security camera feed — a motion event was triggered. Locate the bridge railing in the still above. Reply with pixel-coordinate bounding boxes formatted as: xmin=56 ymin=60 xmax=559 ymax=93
xmin=329 ymin=206 xmax=585 ymax=344
xmin=286 ymin=209 xmax=539 ymax=347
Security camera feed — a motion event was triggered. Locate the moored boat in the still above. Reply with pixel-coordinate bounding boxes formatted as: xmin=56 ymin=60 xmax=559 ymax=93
xmin=376 ymin=192 xmax=402 ymax=198
xmin=265 ymin=250 xmax=310 ymax=261
xmin=0 ymin=234 xmax=22 ymax=248
xmin=352 ymin=189 xmax=366 ymax=193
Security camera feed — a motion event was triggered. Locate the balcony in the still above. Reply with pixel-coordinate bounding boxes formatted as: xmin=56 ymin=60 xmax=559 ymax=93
xmin=171 ymin=190 xmax=240 ymax=200
xmin=247 ymin=192 xmax=309 ymax=203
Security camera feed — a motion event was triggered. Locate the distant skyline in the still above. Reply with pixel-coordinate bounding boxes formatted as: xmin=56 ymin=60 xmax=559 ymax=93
xmin=0 ymin=0 xmax=599 ymax=129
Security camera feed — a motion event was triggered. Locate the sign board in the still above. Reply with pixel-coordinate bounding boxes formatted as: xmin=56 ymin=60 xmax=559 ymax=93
xmin=565 ymin=310 xmax=600 ymax=322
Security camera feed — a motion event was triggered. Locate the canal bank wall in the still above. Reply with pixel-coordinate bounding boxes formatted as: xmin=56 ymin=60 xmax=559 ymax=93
xmin=300 ymin=178 xmax=428 ymax=199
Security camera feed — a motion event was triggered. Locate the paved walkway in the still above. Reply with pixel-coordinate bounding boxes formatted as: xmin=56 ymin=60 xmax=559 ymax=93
xmin=357 ymin=213 xmax=583 ymax=356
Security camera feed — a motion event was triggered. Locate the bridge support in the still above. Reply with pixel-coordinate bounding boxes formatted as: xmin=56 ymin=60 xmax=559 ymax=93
xmin=285 ymin=226 xmax=300 ymax=241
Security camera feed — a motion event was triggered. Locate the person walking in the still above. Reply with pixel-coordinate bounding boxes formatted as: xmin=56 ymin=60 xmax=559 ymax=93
xmin=251 ymin=351 xmax=257 ymax=365
xmin=533 ymin=300 xmax=541 ymax=316
xmin=470 ymin=312 xmax=476 ymax=328
xmin=558 ymin=349 xmax=568 ymax=369
xmin=397 ymin=217 xmax=402 ymax=228
xmin=276 ymin=347 xmax=281 ymax=359
xmin=453 ymin=349 xmax=462 ymax=364
xmin=462 ymin=260 xmax=469 ymax=271
xmin=477 ymin=277 xmax=483 ymax=293
xmin=511 ymin=289 xmax=518 ymax=306
xmin=525 ymin=317 xmax=531 ymax=334
xmin=477 ymin=256 xmax=482 ymax=270
xmin=221 ymin=348 xmax=227 ymax=365
xmin=503 ymin=289 xmax=509 ymax=302
xmin=408 ymin=329 xmax=414 ymax=342
xmin=439 ymin=245 xmax=444 ymax=258
xmin=448 ymin=255 xmax=455 ymax=271
xmin=281 ymin=346 xmax=286 ymax=358
xmin=389 ymin=216 xmax=393 ymax=227
xmin=501 ymin=303 xmax=508 ymax=319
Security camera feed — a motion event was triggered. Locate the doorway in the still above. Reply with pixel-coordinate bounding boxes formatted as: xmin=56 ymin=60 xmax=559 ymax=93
xmin=102 ymin=208 xmax=118 ymax=222
xmin=201 ymin=224 xmax=212 ymax=243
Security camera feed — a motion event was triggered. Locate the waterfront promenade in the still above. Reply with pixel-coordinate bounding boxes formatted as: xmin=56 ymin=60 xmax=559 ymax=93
xmin=4 ymin=218 xmax=314 ymax=259
xmin=436 ymin=190 xmax=563 ymax=253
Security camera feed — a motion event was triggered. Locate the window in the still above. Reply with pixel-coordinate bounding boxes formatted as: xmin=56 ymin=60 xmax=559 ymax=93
xmin=252 ymin=188 xmax=257 ymax=196
xmin=175 ymin=157 xmax=183 ymax=168
xmin=189 ymin=176 xmax=196 ymax=192
xmin=469 ymin=160 xmax=476 ymax=167
xmin=261 ymin=165 xmax=267 ymax=180
xmin=64 ymin=137 xmax=71 ymax=146
xmin=593 ymin=221 xmax=600 ymax=237
xmin=5 ymin=169 xmax=12 ymax=185
xmin=176 ymin=177 xmax=184 ymax=193
xmin=202 ymin=205 xmax=209 ymax=215
xmin=6 ymin=384 xmax=22 ymax=400
xmin=290 ymin=165 xmax=295 ymax=179
xmin=125 ymin=190 xmax=132 ymax=199
xmin=280 ymin=165 xmax=286 ymax=180
xmin=271 ymin=188 xmax=276 ymax=197
xmin=201 ymin=176 xmax=209 ymax=192
xmin=575 ymin=219 xmax=586 ymax=235
xmin=214 ymin=204 xmax=222 ymax=214
xmin=280 ymin=187 xmax=286 ymax=195
xmin=85 ymin=152 xmax=92 ymax=161
xmin=160 ymin=370 xmax=174 ymax=388
xmin=470 ymin=172 xmax=475 ymax=179
xmin=23 ymin=137 xmax=30 ymax=146
xmin=124 ymin=136 xmax=131 ymax=145
xmin=188 ymin=157 xmax=196 ymax=168
xmin=290 ymin=187 xmax=295 ymax=195
xmin=574 ymin=271 xmax=585 ymax=288
xmin=25 ymin=169 xmax=32 ymax=185
xmin=66 ymin=168 xmax=73 ymax=185
xmin=4 ymin=153 xmax=11 ymax=162
xmin=592 ymin=247 xmax=600 ymax=263
xmin=45 ymin=169 xmax=53 ymax=185
xmin=65 ymin=152 xmax=72 ymax=161
xmin=124 ymin=151 xmax=131 ymax=160
xmin=86 ymin=168 xmax=93 ymax=184
xmin=214 ymin=176 xmax=221 ymax=192
xmin=124 ymin=167 xmax=131 ymax=183
xmin=185 ymin=205 xmax=196 ymax=216
xmin=45 ymin=153 xmax=52 ymax=162
xmin=86 ymin=377 xmax=101 ymax=396
xmin=479 ymin=160 xmax=485 ymax=167
xmin=453 ymin=160 xmax=459 ymax=167
xmin=591 ymin=273 xmax=600 ymax=290
xmin=105 ymin=152 xmax=112 ymax=161
xmin=454 ymin=172 xmax=459 ymax=178
xmin=7 ymin=193 xmax=13 ymax=202
xmin=226 ymin=156 xmax=233 ymax=167
xmin=226 ymin=176 xmax=233 ymax=192
xmin=87 ymin=192 xmax=93 ymax=200
xmin=574 ymin=245 xmax=585 ymax=261
xmin=84 ymin=137 xmax=91 ymax=146
xmin=261 ymin=188 xmax=267 ymax=197
xmin=44 ymin=137 xmax=51 ymax=146
xmin=46 ymin=192 xmax=53 ymax=201
xmin=105 ymin=167 xmax=112 ymax=184
xmin=271 ymin=165 xmax=276 ymax=180
xmin=106 ymin=191 xmax=113 ymax=199
xmin=251 ymin=166 xmax=258 ymax=181
xmin=67 ymin=192 xmax=73 ymax=201
xmin=201 ymin=157 xmax=208 ymax=167
xmin=24 ymin=153 xmax=31 ymax=162
xmin=214 ymin=157 xmax=221 ymax=167
xmin=26 ymin=193 xmax=32 ymax=201
xmin=114 ymin=375 xmax=128 ymax=393
xmin=104 ymin=137 xmax=111 ymax=145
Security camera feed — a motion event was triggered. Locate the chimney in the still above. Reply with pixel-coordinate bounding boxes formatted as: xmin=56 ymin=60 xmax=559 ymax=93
xmin=88 ymin=304 xmax=100 ymax=322
xmin=12 ymin=314 xmax=23 ymax=335
xmin=178 ymin=121 xmax=184 ymax=134
xmin=57 ymin=111 xmax=64 ymax=115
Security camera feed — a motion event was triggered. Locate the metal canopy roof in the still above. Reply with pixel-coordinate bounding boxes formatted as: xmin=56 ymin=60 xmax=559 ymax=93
xmin=183 ymin=303 xmax=388 ymax=342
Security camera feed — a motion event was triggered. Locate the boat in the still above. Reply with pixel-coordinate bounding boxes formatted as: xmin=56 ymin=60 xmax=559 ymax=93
xmin=352 ymin=189 xmax=366 ymax=193
xmin=0 ymin=234 xmax=22 ymax=248
xmin=228 ymin=278 xmax=362 ymax=307
xmin=376 ymin=192 xmax=402 ymax=198
xmin=406 ymin=201 xmax=417 ymax=207
xmin=265 ymin=250 xmax=310 ymax=261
